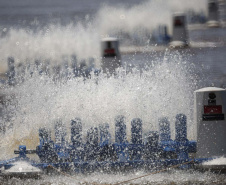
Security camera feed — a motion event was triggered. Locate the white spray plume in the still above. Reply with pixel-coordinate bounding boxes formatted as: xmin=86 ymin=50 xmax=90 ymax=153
xmin=0 ymin=24 xmax=101 ymax=72
xmin=0 ymin=51 xmax=199 ymax=159
xmin=96 ymin=0 xmax=208 ymax=35
xmin=0 ymin=0 xmax=208 ymax=71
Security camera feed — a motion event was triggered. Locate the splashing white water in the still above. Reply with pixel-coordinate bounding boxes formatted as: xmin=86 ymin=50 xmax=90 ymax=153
xmin=1 ymin=1 xmax=225 ymax=184
xmin=0 ymin=0 xmax=208 ymax=72
xmin=0 ymin=24 xmax=101 ymax=72
xmin=0 ymin=51 xmax=198 ymax=160
xmin=97 ymin=0 xmax=208 ymax=36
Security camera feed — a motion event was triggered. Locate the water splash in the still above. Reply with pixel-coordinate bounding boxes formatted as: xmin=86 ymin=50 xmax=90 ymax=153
xmin=0 ymin=51 xmax=198 ymax=160
xmin=0 ymin=0 xmax=208 ymax=72
xmin=96 ymin=0 xmax=207 ymax=36
xmin=0 ymin=24 xmax=101 ymax=72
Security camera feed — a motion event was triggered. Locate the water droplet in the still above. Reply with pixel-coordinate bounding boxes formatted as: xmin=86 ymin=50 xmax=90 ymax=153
xmin=120 ymin=14 xmax=125 ymax=19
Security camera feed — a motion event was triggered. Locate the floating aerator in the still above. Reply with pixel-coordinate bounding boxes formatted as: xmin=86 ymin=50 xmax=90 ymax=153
xmin=1 ymin=113 xmax=200 ymax=174
xmin=2 ymin=87 xmax=226 ymax=175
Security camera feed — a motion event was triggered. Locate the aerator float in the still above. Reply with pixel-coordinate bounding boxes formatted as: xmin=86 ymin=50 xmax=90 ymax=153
xmin=1 ymin=87 xmax=226 ymax=177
